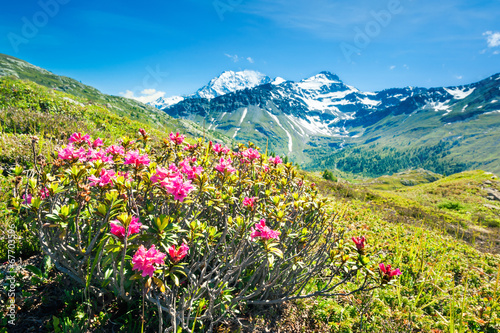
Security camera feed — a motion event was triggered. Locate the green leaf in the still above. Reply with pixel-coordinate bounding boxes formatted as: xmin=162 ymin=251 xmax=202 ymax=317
xmin=25 ymin=264 xmax=43 ymax=278
xmin=269 ymin=247 xmax=283 ymax=258
xmin=171 ymin=273 xmax=180 ymax=286
xmin=153 ymin=277 xmax=166 ymax=292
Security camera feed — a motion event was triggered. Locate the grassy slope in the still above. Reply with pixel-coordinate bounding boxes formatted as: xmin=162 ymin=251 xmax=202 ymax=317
xmin=0 ymin=53 xmax=230 ymax=148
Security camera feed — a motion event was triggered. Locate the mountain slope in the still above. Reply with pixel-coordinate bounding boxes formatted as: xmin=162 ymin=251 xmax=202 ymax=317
xmin=0 ymin=53 xmax=230 ymax=144
xmin=160 ymin=70 xmax=500 ymax=175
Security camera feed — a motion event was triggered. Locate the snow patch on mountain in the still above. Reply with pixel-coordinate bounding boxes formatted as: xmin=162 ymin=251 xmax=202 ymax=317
xmin=428 ymin=100 xmax=450 ymax=112
xmin=443 ymin=87 xmax=475 ymax=100
xmin=272 ymin=77 xmax=286 ymax=85
xmin=152 ymin=96 xmax=184 ymax=109
xmin=239 ymin=108 xmax=248 ymax=126
xmin=266 ymin=111 xmax=293 ymax=152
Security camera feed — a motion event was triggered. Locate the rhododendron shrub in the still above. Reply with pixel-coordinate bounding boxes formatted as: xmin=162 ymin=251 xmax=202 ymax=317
xmin=13 ymin=133 xmax=393 ymax=332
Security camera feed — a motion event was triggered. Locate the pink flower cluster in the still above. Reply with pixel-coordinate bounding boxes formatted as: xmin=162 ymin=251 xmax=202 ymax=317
xmin=269 ymin=156 xmax=282 ymax=165
xmin=59 ymin=133 xmax=115 ymax=164
xmin=86 ymin=148 xmax=114 ymax=164
xmin=110 ymin=217 xmax=142 ymax=238
xmin=243 ymin=196 xmax=257 ymax=209
xmin=379 ymin=263 xmax=402 ymax=282
xmin=352 ymin=236 xmax=366 ymax=251
xmin=215 ymin=157 xmax=236 ymax=174
xmin=169 ymin=132 xmax=185 ymax=145
xmin=179 ymin=158 xmax=203 ymax=180
xmin=58 ymin=144 xmax=87 ymax=161
xmin=250 ymin=219 xmax=280 ymax=241
xmin=106 ymin=145 xmax=125 ymax=156
xmin=183 ymin=143 xmax=198 ymax=151
xmin=167 ymin=243 xmax=189 ymax=263
xmin=132 ymin=245 xmax=166 ymax=278
xmin=88 ymin=169 xmax=116 ymax=187
xmin=212 ymin=143 xmax=230 ymax=155
xmin=22 ymin=193 xmax=32 ymax=205
xmin=241 ymin=148 xmax=260 ymax=163
xmin=40 ymin=187 xmax=50 ymax=199
xmin=124 ymin=150 xmax=150 ymax=167
xmin=69 ymin=132 xmax=91 ymax=144
xmin=69 ymin=132 xmax=103 ymax=148
xmin=163 ymin=176 xmax=194 ymax=202
xmin=151 ymin=165 xmax=195 ymax=202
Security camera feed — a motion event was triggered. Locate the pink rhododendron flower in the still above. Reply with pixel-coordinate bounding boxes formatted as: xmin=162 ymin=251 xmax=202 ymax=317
xmin=169 ymin=132 xmax=185 ymax=145
xmin=110 ymin=217 xmax=142 ymax=238
xmin=215 ymin=157 xmax=236 ymax=174
xmin=242 ymin=148 xmax=260 ymax=161
xmin=124 ymin=150 xmax=150 ymax=167
xmin=58 ymin=144 xmax=87 ymax=161
xmin=161 ymin=176 xmax=194 ymax=202
xmin=106 ymin=145 xmax=125 ymax=156
xmin=151 ymin=165 xmax=181 ymax=183
xmin=179 ymin=158 xmax=203 ymax=180
xmin=58 ymin=144 xmax=76 ymax=160
xmin=87 ymin=148 xmax=113 ymax=164
xmin=40 ymin=187 xmax=50 ymax=199
xmin=183 ymin=143 xmax=198 ymax=151
xmin=213 ymin=143 xmax=230 ymax=154
xmin=167 ymin=243 xmax=189 ymax=263
xmin=22 ymin=194 xmax=32 ymax=205
xmin=379 ymin=263 xmax=402 ymax=282
xmin=139 ymin=128 xmax=147 ymax=137
xmin=91 ymin=138 xmax=103 ymax=149
xmin=250 ymin=219 xmax=280 ymax=241
xmin=88 ymin=169 xmax=116 ymax=187
xmin=243 ymin=196 xmax=257 ymax=208
xmin=352 ymin=236 xmax=366 ymax=251
xmin=132 ymin=245 xmax=166 ymax=278
xmin=269 ymin=156 xmax=282 ymax=165
xmin=69 ymin=132 xmax=91 ymax=145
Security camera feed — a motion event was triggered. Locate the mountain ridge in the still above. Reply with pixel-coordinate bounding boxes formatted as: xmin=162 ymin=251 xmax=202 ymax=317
xmin=159 ymin=70 xmax=500 ymax=176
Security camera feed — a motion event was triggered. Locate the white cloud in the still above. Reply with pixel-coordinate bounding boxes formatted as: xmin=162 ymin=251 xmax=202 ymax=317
xmin=225 ymin=54 xmax=256 ymax=63
xmin=141 ymin=88 xmax=157 ymax=95
xmin=484 ymin=31 xmax=500 ymax=48
xmin=455 ymin=75 xmax=463 ymax=80
xmin=403 ymin=64 xmax=409 ymax=70
xmin=225 ymin=53 xmax=240 ymax=62
xmin=120 ymin=88 xmax=166 ymax=104
xmin=389 ymin=65 xmax=396 ymax=70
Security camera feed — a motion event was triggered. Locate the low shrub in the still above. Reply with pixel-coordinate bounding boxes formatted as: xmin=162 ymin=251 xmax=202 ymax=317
xmin=12 ymin=131 xmax=399 ymax=332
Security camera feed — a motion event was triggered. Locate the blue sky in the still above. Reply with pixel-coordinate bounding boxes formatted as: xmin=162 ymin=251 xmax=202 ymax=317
xmin=1 ymin=0 xmax=499 ymax=101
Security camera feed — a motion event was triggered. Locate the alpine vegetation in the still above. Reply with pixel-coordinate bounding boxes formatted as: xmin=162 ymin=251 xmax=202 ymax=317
xmin=12 ymin=130 xmax=399 ymax=332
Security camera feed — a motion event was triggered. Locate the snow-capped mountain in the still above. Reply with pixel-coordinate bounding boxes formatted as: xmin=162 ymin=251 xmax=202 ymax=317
xmin=160 ymin=70 xmax=500 ymax=173
xmin=148 ymin=70 xmax=271 ymax=109
xmin=149 ymin=95 xmax=184 ymax=109
xmin=193 ymin=70 xmax=271 ymax=100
